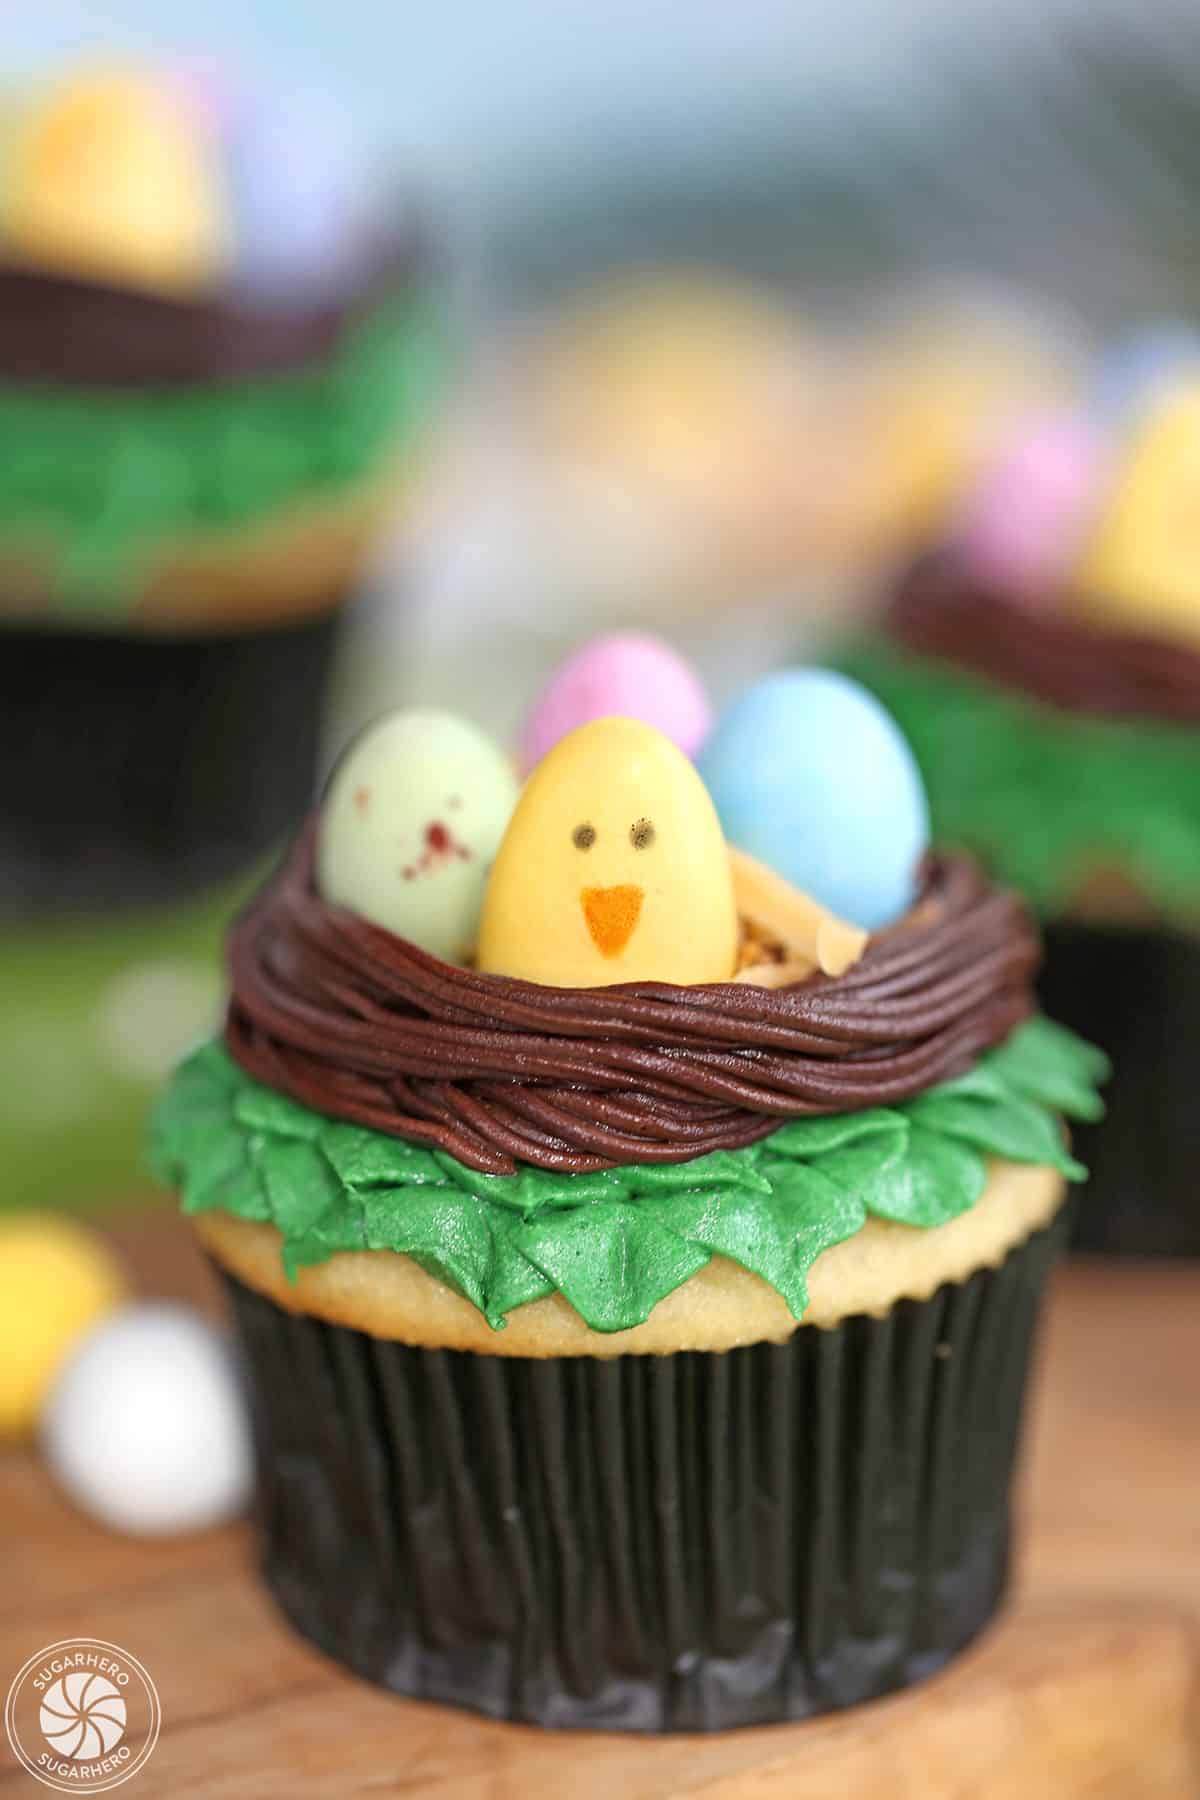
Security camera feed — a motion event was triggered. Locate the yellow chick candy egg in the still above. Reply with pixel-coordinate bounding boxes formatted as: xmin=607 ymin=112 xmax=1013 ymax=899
xmin=319 ymin=710 xmax=520 ymax=964
xmin=477 ymin=717 xmax=738 ymax=987
xmin=0 ymin=1213 xmax=127 ymax=1438
xmin=1074 ymin=380 xmax=1200 ymax=643
xmin=5 ymin=67 xmax=226 ymax=296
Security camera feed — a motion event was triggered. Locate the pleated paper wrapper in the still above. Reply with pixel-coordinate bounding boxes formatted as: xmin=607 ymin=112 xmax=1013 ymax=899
xmin=220 ymin=1211 xmax=1066 ymax=1732
xmin=2 ymin=609 xmax=341 ymax=914
xmin=1041 ymin=922 xmax=1200 ymax=1257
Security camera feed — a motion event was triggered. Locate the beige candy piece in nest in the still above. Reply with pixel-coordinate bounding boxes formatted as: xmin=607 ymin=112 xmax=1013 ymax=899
xmin=730 ymin=847 xmax=868 ymax=986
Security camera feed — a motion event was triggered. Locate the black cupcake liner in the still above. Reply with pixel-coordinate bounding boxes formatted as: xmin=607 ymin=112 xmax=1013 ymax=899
xmin=1040 ymin=921 xmax=1200 ymax=1257
xmin=220 ymin=1209 xmax=1066 ymax=1732
xmin=0 ymin=607 xmax=345 ymax=916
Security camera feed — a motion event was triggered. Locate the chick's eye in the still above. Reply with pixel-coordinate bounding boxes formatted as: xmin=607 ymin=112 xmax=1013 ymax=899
xmin=630 ymin=818 xmax=656 ymax=850
xmin=572 ymin=823 xmax=596 ymax=850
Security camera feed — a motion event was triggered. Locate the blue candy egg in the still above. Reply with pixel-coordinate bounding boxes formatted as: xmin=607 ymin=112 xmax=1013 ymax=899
xmin=698 ymin=670 xmax=929 ymax=931
xmin=1089 ymin=323 xmax=1200 ymax=428
xmin=223 ymin=86 xmax=365 ymax=307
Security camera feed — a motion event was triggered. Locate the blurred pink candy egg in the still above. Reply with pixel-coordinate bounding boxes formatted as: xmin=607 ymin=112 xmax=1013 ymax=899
xmin=956 ymin=412 xmax=1112 ymax=602
xmin=519 ymin=633 xmax=712 ymax=775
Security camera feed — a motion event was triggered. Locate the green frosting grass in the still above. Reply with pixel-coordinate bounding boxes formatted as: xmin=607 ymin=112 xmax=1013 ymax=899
xmin=150 ymin=1019 xmax=1107 ymax=1333
xmin=0 ymin=289 xmax=448 ymax=612
xmin=839 ymin=642 xmax=1200 ymax=922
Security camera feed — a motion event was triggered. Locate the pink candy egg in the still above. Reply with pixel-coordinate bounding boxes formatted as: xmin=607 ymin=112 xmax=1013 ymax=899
xmin=519 ymin=633 xmax=712 ymax=776
xmin=955 ymin=411 xmax=1113 ymax=602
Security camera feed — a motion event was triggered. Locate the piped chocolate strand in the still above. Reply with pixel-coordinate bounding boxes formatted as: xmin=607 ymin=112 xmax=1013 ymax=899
xmin=892 ymin=552 xmax=1200 ymax=723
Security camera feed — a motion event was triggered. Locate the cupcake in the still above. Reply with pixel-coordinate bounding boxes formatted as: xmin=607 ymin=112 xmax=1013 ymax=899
xmin=0 ymin=60 xmax=447 ymax=913
xmin=835 ymin=369 xmax=1200 ymax=1256
xmin=151 ymin=658 xmax=1106 ymax=1731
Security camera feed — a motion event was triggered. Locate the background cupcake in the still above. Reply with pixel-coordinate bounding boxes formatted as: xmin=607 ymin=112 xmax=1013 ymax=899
xmin=0 ymin=58 xmax=447 ymax=909
xmin=0 ymin=58 xmax=449 ymax=1215
xmin=835 ymin=352 xmax=1200 ymax=1255
xmin=151 ymin=658 xmax=1106 ymax=1730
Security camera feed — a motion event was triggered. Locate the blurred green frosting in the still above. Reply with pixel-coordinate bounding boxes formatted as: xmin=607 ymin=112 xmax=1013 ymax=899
xmin=0 ymin=290 xmax=448 ymax=613
xmin=839 ymin=643 xmax=1200 ymax=925
xmin=0 ymin=867 xmax=259 ymax=1217
xmin=150 ymin=1018 xmax=1106 ymax=1333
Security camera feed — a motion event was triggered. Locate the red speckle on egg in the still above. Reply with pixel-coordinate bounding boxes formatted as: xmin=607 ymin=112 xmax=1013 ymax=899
xmin=354 ymin=786 xmax=370 ymax=816
xmin=448 ymin=795 xmax=463 ymax=810
xmin=401 ymin=819 xmax=473 ymax=880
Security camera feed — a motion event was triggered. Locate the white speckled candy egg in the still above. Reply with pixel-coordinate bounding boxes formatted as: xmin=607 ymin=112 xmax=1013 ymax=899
xmin=42 ymin=1304 xmax=252 ymax=1537
xmin=319 ymin=709 xmax=519 ymax=963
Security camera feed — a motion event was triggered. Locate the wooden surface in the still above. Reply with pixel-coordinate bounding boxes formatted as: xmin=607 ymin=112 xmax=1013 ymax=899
xmin=2 ymin=1215 xmax=1199 ymax=1799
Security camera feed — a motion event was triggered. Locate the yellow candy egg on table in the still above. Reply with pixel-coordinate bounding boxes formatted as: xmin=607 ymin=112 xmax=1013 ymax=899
xmin=0 ymin=1213 xmax=127 ymax=1438
xmin=5 ymin=66 xmax=225 ymax=296
xmin=1074 ymin=380 xmax=1200 ymax=644
xmin=478 ymin=716 xmax=738 ymax=987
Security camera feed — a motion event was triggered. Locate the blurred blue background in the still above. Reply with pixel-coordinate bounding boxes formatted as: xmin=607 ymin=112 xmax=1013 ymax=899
xmin=15 ymin=2 xmax=1200 ymax=318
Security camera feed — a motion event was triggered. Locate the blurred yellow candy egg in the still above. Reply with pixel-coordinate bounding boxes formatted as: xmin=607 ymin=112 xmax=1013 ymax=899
xmin=1074 ymin=381 xmax=1200 ymax=643
xmin=555 ymin=279 xmax=790 ymax=482
xmin=5 ymin=67 xmax=226 ymax=296
xmin=529 ymin=272 xmax=845 ymax=537
xmin=0 ymin=1213 xmax=127 ymax=1438
xmin=477 ymin=717 xmax=738 ymax=988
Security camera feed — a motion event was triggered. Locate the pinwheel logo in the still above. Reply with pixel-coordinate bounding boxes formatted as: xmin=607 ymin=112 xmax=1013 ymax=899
xmin=5 ymin=1640 xmax=160 ymax=1792
xmin=40 ymin=1671 xmax=126 ymax=1760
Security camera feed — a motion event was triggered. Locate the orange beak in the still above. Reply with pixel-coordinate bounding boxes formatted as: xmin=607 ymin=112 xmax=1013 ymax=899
xmin=581 ymin=885 xmax=644 ymax=958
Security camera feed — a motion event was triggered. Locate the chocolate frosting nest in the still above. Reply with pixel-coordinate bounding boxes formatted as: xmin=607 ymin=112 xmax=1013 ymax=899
xmin=223 ymin=823 xmax=1040 ymax=1175
xmin=0 ymin=228 xmax=427 ymax=388
xmin=891 ymin=554 xmax=1200 ymax=724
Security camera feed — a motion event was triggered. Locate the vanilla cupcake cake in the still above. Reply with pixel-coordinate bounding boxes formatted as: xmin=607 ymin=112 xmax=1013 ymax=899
xmin=152 ymin=652 xmax=1106 ymax=1731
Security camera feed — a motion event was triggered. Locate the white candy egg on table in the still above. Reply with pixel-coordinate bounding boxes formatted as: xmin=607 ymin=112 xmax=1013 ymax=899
xmin=41 ymin=1303 xmax=253 ymax=1537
